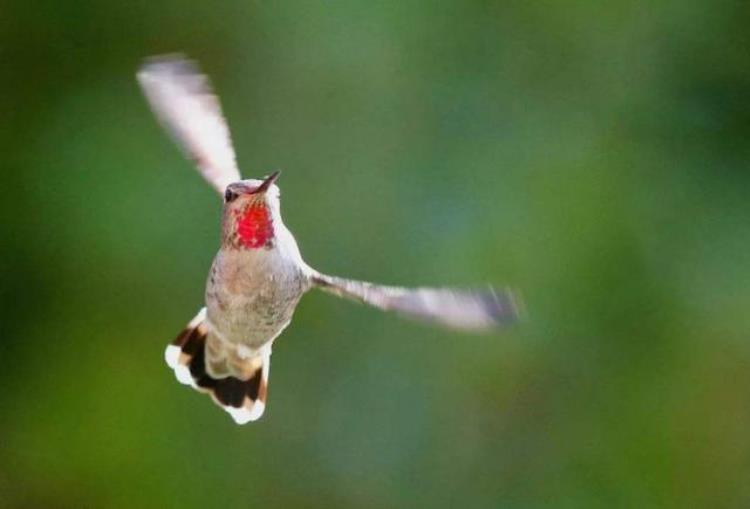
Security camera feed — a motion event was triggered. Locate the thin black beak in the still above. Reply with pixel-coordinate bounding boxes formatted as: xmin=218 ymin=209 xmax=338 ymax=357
xmin=253 ymin=170 xmax=281 ymax=194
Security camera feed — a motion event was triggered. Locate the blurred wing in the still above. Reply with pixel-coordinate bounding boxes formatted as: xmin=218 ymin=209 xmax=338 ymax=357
xmin=312 ymin=273 xmax=521 ymax=331
xmin=137 ymin=54 xmax=241 ymax=195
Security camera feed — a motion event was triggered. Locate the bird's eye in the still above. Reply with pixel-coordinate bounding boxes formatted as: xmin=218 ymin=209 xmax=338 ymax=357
xmin=224 ymin=189 xmax=237 ymax=203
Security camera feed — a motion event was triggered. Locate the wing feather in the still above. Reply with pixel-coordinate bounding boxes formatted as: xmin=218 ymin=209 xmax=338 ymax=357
xmin=137 ymin=54 xmax=241 ymax=194
xmin=312 ymin=273 xmax=521 ymax=331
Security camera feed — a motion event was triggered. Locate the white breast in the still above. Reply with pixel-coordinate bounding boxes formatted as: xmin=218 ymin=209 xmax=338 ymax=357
xmin=205 ymin=227 xmax=310 ymax=351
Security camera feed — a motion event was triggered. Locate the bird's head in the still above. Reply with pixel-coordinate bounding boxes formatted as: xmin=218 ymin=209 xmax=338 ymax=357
xmin=221 ymin=171 xmax=282 ymax=250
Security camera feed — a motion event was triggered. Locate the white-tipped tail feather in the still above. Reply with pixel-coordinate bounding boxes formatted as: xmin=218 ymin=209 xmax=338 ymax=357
xmin=166 ymin=308 xmax=270 ymax=424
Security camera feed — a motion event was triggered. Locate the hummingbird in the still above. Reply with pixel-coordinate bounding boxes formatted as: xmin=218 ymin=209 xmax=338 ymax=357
xmin=137 ymin=55 xmax=521 ymax=424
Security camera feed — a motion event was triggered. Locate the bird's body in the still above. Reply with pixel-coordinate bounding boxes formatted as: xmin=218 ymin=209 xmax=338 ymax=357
xmin=138 ymin=54 xmax=521 ymax=424
xmin=205 ymin=247 xmax=306 ymax=353
xmin=206 ymin=195 xmax=309 ymax=355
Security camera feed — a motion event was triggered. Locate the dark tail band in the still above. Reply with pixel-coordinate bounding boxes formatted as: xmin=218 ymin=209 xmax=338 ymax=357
xmin=165 ymin=308 xmax=269 ymax=424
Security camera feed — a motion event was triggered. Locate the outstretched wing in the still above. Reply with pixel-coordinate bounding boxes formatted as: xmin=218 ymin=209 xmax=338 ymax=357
xmin=137 ymin=54 xmax=241 ymax=195
xmin=312 ymin=273 xmax=522 ymax=331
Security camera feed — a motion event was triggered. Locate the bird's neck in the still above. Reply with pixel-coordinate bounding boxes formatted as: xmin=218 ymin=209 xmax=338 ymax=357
xmin=223 ymin=201 xmax=276 ymax=250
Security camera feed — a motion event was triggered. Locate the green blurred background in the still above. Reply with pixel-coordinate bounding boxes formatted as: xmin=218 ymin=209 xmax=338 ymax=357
xmin=2 ymin=1 xmax=749 ymax=507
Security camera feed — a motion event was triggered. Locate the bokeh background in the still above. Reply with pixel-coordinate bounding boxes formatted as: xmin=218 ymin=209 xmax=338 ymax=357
xmin=2 ymin=1 xmax=750 ymax=508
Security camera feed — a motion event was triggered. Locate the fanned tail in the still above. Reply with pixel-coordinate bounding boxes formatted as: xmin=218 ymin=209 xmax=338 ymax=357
xmin=165 ymin=308 xmax=270 ymax=424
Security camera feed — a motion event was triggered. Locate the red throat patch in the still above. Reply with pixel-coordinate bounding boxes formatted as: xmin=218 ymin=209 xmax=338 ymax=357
xmin=235 ymin=203 xmax=274 ymax=249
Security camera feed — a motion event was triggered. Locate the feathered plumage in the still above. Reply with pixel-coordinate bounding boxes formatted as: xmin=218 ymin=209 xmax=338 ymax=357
xmin=138 ymin=54 xmax=522 ymax=424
